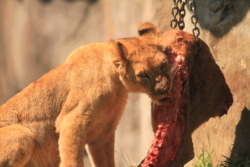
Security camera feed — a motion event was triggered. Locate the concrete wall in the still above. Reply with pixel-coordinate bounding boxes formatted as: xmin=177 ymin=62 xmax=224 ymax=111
xmin=0 ymin=0 xmax=249 ymax=166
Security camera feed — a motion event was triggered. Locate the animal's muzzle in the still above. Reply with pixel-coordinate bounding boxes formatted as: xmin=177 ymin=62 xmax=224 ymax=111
xmin=154 ymin=75 xmax=170 ymax=95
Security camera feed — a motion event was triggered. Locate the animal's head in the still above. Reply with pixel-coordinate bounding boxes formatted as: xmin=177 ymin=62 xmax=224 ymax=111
xmin=110 ymin=22 xmax=172 ymax=103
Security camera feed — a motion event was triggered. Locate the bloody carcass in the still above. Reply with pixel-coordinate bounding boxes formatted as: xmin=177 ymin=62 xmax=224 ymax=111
xmin=139 ymin=29 xmax=233 ymax=167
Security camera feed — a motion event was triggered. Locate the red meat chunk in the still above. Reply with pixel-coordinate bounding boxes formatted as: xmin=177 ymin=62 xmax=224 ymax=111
xmin=139 ymin=29 xmax=233 ymax=167
xmin=141 ymin=50 xmax=188 ymax=167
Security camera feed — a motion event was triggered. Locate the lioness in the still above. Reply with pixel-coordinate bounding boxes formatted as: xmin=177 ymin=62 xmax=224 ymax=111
xmin=0 ymin=22 xmax=170 ymax=167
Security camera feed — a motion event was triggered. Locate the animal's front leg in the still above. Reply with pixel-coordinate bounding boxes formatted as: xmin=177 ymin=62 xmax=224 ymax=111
xmin=58 ymin=110 xmax=92 ymax=167
xmin=86 ymin=133 xmax=115 ymax=167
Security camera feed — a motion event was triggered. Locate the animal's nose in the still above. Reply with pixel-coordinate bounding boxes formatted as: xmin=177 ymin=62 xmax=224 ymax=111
xmin=155 ymin=75 xmax=162 ymax=83
xmin=154 ymin=76 xmax=170 ymax=94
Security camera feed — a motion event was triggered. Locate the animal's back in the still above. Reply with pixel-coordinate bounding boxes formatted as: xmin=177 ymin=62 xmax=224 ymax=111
xmin=0 ymin=65 xmax=70 ymax=127
xmin=0 ymin=42 xmax=115 ymax=128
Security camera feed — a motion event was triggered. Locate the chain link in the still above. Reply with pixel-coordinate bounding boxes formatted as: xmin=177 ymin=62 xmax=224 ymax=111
xmin=189 ymin=0 xmax=200 ymax=43
xmin=170 ymin=0 xmax=201 ymax=47
xmin=177 ymin=0 xmax=186 ymax=30
xmin=170 ymin=0 xmax=179 ymax=29
xmin=170 ymin=0 xmax=186 ymax=30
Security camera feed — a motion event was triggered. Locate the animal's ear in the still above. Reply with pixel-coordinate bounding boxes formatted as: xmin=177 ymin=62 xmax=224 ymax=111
xmin=109 ymin=40 xmax=128 ymax=74
xmin=138 ymin=22 xmax=160 ymax=38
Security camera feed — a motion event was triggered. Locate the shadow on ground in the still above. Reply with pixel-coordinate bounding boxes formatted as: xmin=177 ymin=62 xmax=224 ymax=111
xmin=230 ymin=107 xmax=250 ymax=161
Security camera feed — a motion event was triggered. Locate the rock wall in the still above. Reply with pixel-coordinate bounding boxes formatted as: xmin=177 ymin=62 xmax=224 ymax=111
xmin=0 ymin=0 xmax=249 ymax=166
xmin=184 ymin=0 xmax=250 ymax=166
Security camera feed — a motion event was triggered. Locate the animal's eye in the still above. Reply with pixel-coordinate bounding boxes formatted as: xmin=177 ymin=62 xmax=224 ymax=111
xmin=160 ymin=60 xmax=167 ymax=71
xmin=137 ymin=72 xmax=149 ymax=79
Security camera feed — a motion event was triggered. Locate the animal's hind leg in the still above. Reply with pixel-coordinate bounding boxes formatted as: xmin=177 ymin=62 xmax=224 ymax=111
xmin=0 ymin=124 xmax=35 ymax=167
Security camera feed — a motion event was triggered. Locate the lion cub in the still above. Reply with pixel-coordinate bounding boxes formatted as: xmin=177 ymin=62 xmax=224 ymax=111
xmin=0 ymin=22 xmax=170 ymax=167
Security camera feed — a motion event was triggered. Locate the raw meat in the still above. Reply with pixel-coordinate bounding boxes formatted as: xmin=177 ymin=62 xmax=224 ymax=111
xmin=139 ymin=29 xmax=233 ymax=167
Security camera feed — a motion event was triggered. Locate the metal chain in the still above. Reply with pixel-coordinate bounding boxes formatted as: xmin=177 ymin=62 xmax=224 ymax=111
xmin=170 ymin=0 xmax=201 ymax=46
xmin=170 ymin=0 xmax=179 ymax=29
xmin=170 ymin=0 xmax=186 ymax=30
xmin=189 ymin=0 xmax=200 ymax=42
xmin=177 ymin=0 xmax=186 ymax=30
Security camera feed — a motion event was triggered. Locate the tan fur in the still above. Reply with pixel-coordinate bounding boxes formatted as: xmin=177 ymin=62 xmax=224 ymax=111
xmin=0 ymin=22 xmax=170 ymax=167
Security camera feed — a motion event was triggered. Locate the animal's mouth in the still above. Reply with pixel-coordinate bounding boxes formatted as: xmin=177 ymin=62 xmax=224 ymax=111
xmin=156 ymin=96 xmax=169 ymax=104
xmin=158 ymin=97 xmax=168 ymax=102
xmin=151 ymin=94 xmax=169 ymax=104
